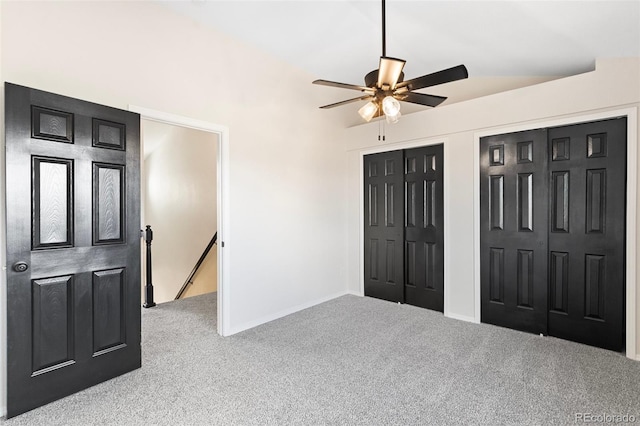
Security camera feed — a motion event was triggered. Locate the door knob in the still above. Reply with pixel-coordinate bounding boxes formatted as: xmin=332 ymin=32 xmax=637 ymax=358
xmin=13 ymin=261 xmax=29 ymax=273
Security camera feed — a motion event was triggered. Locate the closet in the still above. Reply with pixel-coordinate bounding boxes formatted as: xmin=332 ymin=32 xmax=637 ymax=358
xmin=480 ymin=118 xmax=626 ymax=351
xmin=364 ymin=144 xmax=444 ymax=312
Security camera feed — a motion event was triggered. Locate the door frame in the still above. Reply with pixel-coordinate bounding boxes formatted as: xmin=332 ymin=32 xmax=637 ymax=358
xmin=358 ymin=137 xmax=453 ymax=317
xmin=473 ymin=107 xmax=639 ymax=360
xmin=129 ymin=106 xmax=231 ymax=337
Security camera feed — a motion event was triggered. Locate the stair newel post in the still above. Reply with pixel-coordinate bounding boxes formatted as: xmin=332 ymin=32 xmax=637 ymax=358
xmin=143 ymin=225 xmax=156 ymax=308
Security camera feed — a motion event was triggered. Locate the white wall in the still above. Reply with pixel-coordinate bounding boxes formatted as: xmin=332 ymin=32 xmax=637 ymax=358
xmin=184 ymin=246 xmax=218 ymax=298
xmin=143 ymin=121 xmax=217 ymax=303
xmin=0 ymin=1 xmax=349 ymax=415
xmin=344 ymin=57 xmax=640 ymax=356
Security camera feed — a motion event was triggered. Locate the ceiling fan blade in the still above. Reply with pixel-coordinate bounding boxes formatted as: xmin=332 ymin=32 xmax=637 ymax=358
xmin=395 ymin=64 xmax=468 ymax=91
xmin=319 ymin=95 xmax=374 ymax=109
xmin=313 ymin=79 xmax=375 ymax=93
xmin=396 ymin=92 xmax=447 ymax=108
xmin=377 ymin=56 xmax=406 ymax=89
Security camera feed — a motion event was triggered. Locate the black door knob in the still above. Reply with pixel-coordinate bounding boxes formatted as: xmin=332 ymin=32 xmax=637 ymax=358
xmin=13 ymin=261 xmax=29 ymax=273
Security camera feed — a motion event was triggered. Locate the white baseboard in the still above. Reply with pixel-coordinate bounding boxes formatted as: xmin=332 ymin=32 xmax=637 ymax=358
xmin=345 ymin=290 xmax=362 ymax=297
xmin=445 ymin=312 xmax=477 ymax=324
xmin=225 ymin=290 xmax=351 ymax=336
xmin=1 ymin=404 xmax=5 ymax=418
xmin=623 ymin=351 xmax=639 ymax=362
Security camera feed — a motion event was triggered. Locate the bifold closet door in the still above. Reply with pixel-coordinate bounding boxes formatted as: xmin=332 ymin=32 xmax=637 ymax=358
xmin=364 ymin=150 xmax=404 ymax=303
xmin=364 ymin=145 xmax=444 ymax=311
xmin=404 ymin=145 xmax=444 ymax=311
xmin=480 ymin=129 xmax=549 ymax=334
xmin=480 ymin=118 xmax=626 ymax=351
xmin=547 ymin=118 xmax=626 ymax=351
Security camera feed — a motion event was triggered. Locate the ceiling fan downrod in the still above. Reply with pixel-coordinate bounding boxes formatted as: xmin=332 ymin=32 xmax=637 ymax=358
xmin=382 ymin=0 xmax=386 ymax=57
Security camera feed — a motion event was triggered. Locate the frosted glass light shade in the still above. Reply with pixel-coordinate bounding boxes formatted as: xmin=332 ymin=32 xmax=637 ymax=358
xmin=382 ymin=96 xmax=401 ymax=117
xmin=386 ymin=111 xmax=401 ymax=124
xmin=358 ymin=101 xmax=378 ymax=122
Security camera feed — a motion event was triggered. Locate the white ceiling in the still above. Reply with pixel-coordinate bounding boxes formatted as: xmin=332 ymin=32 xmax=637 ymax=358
xmin=158 ymin=0 xmax=640 ymax=122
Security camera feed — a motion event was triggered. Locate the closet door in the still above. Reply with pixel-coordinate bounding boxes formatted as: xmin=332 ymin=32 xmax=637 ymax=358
xmin=404 ymin=145 xmax=444 ymax=311
xmin=364 ymin=150 xmax=404 ymax=303
xmin=480 ymin=129 xmax=549 ymax=334
xmin=547 ymin=118 xmax=626 ymax=351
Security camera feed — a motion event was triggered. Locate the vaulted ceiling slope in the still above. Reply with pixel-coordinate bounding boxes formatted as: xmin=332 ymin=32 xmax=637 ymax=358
xmin=159 ymin=1 xmax=640 ymax=121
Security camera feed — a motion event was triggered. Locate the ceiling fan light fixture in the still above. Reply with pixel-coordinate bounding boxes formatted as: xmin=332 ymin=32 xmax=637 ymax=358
xmin=358 ymin=101 xmax=379 ymax=122
xmin=382 ymin=95 xmax=401 ymax=117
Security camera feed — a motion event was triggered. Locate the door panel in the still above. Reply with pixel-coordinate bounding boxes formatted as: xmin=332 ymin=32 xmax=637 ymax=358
xmin=404 ymin=145 xmax=444 ymax=311
xmin=5 ymin=83 xmax=141 ymax=417
xmin=364 ymin=150 xmax=404 ymax=303
xmin=547 ymin=118 xmax=626 ymax=351
xmin=480 ymin=129 xmax=548 ymax=334
xmin=32 ymin=156 xmax=74 ymax=248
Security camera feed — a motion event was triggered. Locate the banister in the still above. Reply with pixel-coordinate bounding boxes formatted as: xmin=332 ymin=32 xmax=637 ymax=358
xmin=142 ymin=225 xmax=156 ymax=308
xmin=175 ymin=232 xmax=217 ymax=300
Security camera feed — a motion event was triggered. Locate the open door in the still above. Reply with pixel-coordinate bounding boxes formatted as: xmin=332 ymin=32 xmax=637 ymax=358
xmin=5 ymin=83 xmax=141 ymax=417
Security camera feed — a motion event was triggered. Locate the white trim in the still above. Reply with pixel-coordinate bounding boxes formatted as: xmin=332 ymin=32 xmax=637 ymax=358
xmin=473 ymin=107 xmax=638 ymax=360
xmin=443 ymin=141 xmax=451 ymax=318
xmin=625 ymin=109 xmax=638 ymax=361
xmin=446 ymin=312 xmax=477 ymax=324
xmin=473 ymin=130 xmax=481 ymax=324
xmin=226 ymin=290 xmax=351 ymax=336
xmin=345 ymin=290 xmax=362 ymax=297
xmin=129 ymin=106 xmax=232 ymax=337
xmin=358 ymin=156 xmax=365 ymax=297
xmin=358 ymin=137 xmax=451 ymax=314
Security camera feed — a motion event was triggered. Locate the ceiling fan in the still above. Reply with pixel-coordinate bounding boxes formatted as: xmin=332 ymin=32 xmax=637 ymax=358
xmin=313 ymin=0 xmax=468 ymax=124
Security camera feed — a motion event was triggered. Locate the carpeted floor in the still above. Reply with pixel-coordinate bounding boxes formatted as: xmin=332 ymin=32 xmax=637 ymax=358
xmin=3 ymin=293 xmax=640 ymax=425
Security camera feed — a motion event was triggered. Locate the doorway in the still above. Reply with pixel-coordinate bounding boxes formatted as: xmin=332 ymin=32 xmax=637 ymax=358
xmin=130 ymin=106 xmax=229 ymax=337
xmin=142 ymin=120 xmax=218 ymax=303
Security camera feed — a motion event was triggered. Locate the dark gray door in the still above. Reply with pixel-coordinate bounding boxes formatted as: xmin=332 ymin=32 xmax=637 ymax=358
xmin=364 ymin=150 xmax=404 ymax=303
xmin=547 ymin=118 xmax=626 ymax=351
xmin=364 ymin=145 xmax=444 ymax=311
xmin=5 ymin=83 xmax=141 ymax=417
xmin=480 ymin=118 xmax=626 ymax=351
xmin=404 ymin=145 xmax=444 ymax=311
xmin=480 ymin=129 xmax=549 ymax=334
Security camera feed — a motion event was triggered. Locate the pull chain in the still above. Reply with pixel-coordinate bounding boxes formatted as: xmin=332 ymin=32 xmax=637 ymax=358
xmin=377 ymin=118 xmax=386 ymax=142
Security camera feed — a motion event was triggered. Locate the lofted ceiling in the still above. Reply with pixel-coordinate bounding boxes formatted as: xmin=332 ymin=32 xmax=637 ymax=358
xmin=158 ymin=0 xmax=640 ymax=124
